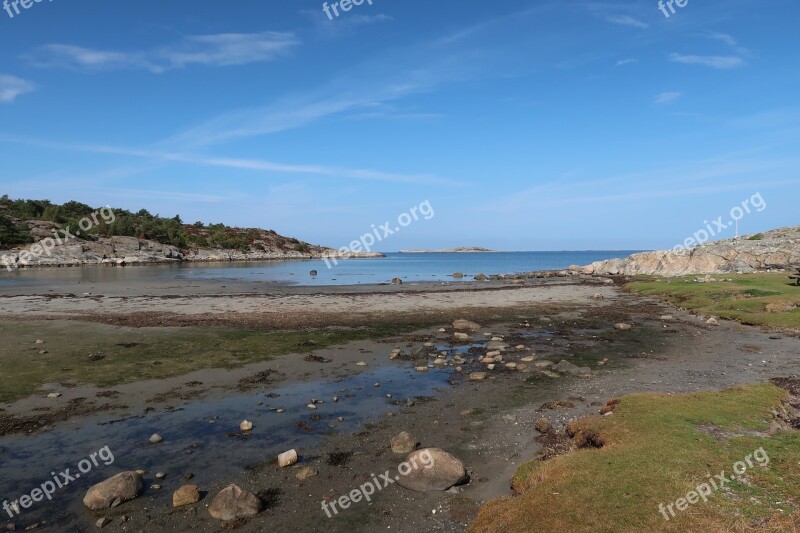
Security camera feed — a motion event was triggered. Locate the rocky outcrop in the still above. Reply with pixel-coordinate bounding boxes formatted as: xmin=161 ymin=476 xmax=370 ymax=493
xmin=0 ymin=235 xmax=382 ymax=269
xmin=587 ymin=226 xmax=800 ymax=277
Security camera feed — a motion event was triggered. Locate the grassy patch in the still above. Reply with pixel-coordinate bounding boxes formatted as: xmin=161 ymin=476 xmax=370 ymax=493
xmin=470 ymin=384 xmax=800 ymax=532
xmin=0 ymin=320 xmax=423 ymax=403
xmin=624 ymin=273 xmax=800 ymax=328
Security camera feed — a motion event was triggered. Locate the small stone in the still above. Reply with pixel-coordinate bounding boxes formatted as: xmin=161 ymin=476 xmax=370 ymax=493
xmin=486 ymin=364 xmax=496 ymax=370
xmin=592 ymin=293 xmax=604 ymax=300
xmin=415 ymin=366 xmax=429 ymax=372
xmin=391 ymin=431 xmax=418 ymax=454
xmin=438 ymin=328 xmax=447 ymax=333
xmin=469 ymin=372 xmax=487 ymax=381
xmin=149 ymin=434 xmax=163 ymax=444
xmin=338 ymin=416 xmax=344 ymax=422
xmin=240 ymin=420 xmax=253 ymax=432
xmin=155 ymin=472 xmax=166 ymax=480
xmin=151 ymin=484 xmax=161 ymax=490
xmin=83 ymin=472 xmax=144 ymax=511
xmin=278 ymin=449 xmax=298 ymax=468
xmin=356 ymin=361 xmax=368 ymax=366
xmin=46 ymin=392 xmax=61 ymax=398
xmin=331 ymin=396 xmax=339 ymax=403
xmin=615 ymin=323 xmax=633 ymax=331
xmin=276 ymin=409 xmax=286 ymax=414
xmin=660 ymin=315 xmax=674 ymax=321
xmin=453 ymin=332 xmax=470 ymax=342
xmin=307 ymin=403 xmax=317 ymax=410
xmin=521 ymin=356 xmax=535 ymax=362
xmin=515 ymin=345 xmax=525 ymax=350
xmin=706 ymin=317 xmax=719 ymax=326
xmin=373 ymin=382 xmax=381 ymax=388
xmin=172 ymin=485 xmax=200 ymax=507
xmin=453 ymin=319 xmax=481 ymax=331
xmin=35 ymin=339 xmax=45 ymax=345
xmin=535 ymin=418 xmax=552 ymax=433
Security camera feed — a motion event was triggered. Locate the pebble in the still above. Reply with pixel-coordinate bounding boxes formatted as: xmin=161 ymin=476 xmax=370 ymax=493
xmin=276 ymin=409 xmax=285 ymax=414
xmin=149 ymin=434 xmax=163 ymax=444
xmin=240 ymin=420 xmax=253 ymax=432
xmin=278 ymin=449 xmax=298 ymax=468
xmin=307 ymin=404 xmax=317 ymax=410
xmin=415 ymin=366 xmax=429 ymax=372
xmin=46 ymin=392 xmax=61 ymax=398
xmin=356 ymin=361 xmax=368 ymax=366
xmin=155 ymin=472 xmax=166 ymax=480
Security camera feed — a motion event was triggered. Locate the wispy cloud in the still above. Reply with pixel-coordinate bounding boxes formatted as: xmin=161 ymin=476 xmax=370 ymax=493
xmin=654 ymin=91 xmax=682 ymax=105
xmin=615 ymin=58 xmax=638 ymax=67
xmin=0 ymin=133 xmax=460 ymax=186
xmin=606 ymin=15 xmax=649 ymax=29
xmin=668 ymin=53 xmax=745 ymax=69
xmin=0 ymin=75 xmax=36 ymax=103
xmin=26 ymin=32 xmax=299 ymax=72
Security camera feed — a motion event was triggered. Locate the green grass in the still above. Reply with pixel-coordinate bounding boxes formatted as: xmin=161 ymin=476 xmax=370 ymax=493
xmin=0 ymin=320 xmax=423 ymax=403
xmin=470 ymin=383 xmax=800 ymax=532
xmin=624 ymin=273 xmax=800 ymax=328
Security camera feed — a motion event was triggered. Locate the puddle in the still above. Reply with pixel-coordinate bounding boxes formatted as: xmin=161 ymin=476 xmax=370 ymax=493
xmin=0 ymin=363 xmax=454 ymax=528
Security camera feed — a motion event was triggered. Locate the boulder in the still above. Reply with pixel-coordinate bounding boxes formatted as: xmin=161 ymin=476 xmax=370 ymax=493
xmin=173 ymin=485 xmax=201 ymax=508
xmin=397 ymin=448 xmax=467 ymax=492
xmin=208 ymin=484 xmax=263 ymax=521
xmin=83 ymin=472 xmax=144 ymax=511
xmin=552 ymin=360 xmax=592 ymax=377
xmin=452 ymin=319 xmax=481 ymax=331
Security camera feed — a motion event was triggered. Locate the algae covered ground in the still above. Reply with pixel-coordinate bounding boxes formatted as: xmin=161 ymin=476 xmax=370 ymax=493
xmin=470 ymin=383 xmax=800 ymax=532
xmin=625 ymin=273 xmax=800 ymax=329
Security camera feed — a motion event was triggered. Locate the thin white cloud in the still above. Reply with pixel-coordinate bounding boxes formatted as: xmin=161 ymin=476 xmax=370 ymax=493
xmin=668 ymin=53 xmax=745 ymax=69
xmin=707 ymin=32 xmax=737 ymax=47
xmin=0 ymin=75 xmax=36 ymax=103
xmin=0 ymin=134 xmax=460 ymax=186
xmin=654 ymin=91 xmax=682 ymax=105
xmin=615 ymin=58 xmax=638 ymax=67
xmin=606 ymin=15 xmax=649 ymax=29
xmin=27 ymin=32 xmax=299 ymax=72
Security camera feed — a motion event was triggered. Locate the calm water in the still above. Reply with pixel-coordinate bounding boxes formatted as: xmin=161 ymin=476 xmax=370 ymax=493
xmin=0 ymin=251 xmax=641 ymax=287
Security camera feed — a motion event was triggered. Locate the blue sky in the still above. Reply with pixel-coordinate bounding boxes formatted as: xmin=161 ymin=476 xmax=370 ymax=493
xmin=0 ymin=0 xmax=798 ymax=251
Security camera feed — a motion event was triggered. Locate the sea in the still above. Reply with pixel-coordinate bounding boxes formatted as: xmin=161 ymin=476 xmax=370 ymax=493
xmin=0 ymin=251 xmax=642 ymax=287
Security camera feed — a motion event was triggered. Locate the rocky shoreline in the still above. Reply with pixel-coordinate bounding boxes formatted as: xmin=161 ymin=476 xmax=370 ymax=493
xmin=0 ymin=235 xmax=383 ymax=269
xmin=584 ymin=226 xmax=800 ymax=277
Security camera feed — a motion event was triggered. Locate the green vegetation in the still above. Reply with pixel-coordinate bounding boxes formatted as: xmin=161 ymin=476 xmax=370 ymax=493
xmin=471 ymin=384 xmax=800 ymax=532
xmin=748 ymin=233 xmax=765 ymax=240
xmin=0 ymin=320 xmax=425 ymax=403
xmin=0 ymin=195 xmax=315 ymax=252
xmin=0 ymin=214 xmax=32 ymax=246
xmin=625 ymin=273 xmax=800 ymax=328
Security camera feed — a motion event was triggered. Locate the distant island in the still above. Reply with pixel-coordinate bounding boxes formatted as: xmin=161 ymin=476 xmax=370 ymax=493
xmin=399 ymin=247 xmax=497 ymax=253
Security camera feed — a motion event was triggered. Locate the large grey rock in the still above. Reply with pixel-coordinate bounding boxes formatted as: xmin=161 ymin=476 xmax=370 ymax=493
xmin=83 ymin=472 xmax=144 ymax=510
xmin=397 ymin=448 xmax=467 ymax=492
xmin=553 ymin=360 xmax=592 ymax=377
xmin=585 ymin=226 xmax=800 ymax=277
xmin=208 ymin=484 xmax=263 ymax=521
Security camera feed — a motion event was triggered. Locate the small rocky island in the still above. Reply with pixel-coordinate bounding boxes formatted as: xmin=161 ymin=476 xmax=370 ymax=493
xmin=399 ymin=247 xmax=497 ymax=253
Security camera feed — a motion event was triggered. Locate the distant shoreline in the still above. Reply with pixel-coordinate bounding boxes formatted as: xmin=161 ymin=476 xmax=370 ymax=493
xmin=399 ymin=247 xmax=497 ymax=253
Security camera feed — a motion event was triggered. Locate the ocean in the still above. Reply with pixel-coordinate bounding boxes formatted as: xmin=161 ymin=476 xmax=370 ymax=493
xmin=0 ymin=251 xmax=642 ymax=287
